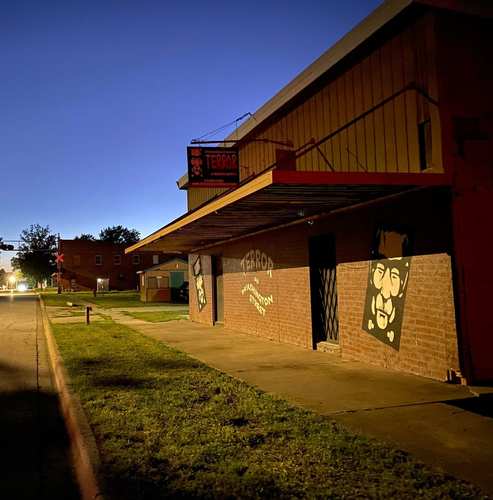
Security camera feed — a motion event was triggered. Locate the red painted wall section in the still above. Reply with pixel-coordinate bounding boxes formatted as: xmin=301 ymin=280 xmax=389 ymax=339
xmin=435 ymin=11 xmax=493 ymax=382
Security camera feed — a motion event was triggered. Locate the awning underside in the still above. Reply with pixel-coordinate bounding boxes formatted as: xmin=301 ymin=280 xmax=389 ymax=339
xmin=130 ymin=170 xmax=450 ymax=254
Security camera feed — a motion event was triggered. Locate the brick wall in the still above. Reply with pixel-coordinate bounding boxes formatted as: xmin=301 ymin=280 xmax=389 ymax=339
xmin=188 ymin=190 xmax=460 ymax=381
xmin=338 ymin=253 xmax=460 ymax=381
xmin=222 ymin=236 xmax=312 ymax=349
xmin=60 ymin=239 xmax=171 ymax=291
xmin=190 ymin=231 xmax=313 ymax=349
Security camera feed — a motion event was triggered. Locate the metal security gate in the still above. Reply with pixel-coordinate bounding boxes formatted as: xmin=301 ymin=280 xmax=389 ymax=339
xmin=212 ymin=256 xmax=224 ymax=324
xmin=309 ymin=234 xmax=339 ymax=347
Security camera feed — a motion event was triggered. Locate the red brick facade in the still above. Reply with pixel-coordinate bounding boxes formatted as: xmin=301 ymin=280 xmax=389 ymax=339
xmin=59 ymin=239 xmax=168 ymax=291
xmin=189 ymin=190 xmax=460 ymax=381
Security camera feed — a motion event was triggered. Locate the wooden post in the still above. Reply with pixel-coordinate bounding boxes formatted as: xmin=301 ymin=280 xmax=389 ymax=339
xmin=86 ymin=306 xmax=92 ymax=325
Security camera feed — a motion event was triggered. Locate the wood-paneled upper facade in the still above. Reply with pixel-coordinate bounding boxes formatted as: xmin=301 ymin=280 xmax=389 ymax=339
xmin=236 ymin=12 xmax=441 ymax=179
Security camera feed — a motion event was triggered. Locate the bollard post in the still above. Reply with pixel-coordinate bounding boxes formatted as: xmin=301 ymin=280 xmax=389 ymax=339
xmin=86 ymin=306 xmax=92 ymax=325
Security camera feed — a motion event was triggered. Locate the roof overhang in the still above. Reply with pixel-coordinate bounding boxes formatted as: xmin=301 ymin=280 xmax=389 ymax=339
xmin=126 ymin=170 xmax=451 ymax=254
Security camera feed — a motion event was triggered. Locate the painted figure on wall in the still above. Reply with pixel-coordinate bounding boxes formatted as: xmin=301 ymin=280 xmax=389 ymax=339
xmin=192 ymin=256 xmax=207 ymax=312
xmin=362 ymin=226 xmax=412 ymax=350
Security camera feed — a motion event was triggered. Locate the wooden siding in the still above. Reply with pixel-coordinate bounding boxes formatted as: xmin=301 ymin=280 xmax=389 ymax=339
xmin=239 ymin=14 xmax=443 ymax=179
xmin=188 ymin=186 xmax=229 ymax=211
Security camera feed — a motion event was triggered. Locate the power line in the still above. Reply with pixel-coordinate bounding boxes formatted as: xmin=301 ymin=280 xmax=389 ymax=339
xmin=191 ymin=112 xmax=253 ymax=142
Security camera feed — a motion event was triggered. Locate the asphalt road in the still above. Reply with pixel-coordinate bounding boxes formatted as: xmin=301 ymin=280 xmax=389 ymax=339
xmin=0 ymin=293 xmax=79 ymax=499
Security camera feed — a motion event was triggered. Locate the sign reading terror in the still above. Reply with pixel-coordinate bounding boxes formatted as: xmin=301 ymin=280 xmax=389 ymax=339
xmin=187 ymin=147 xmax=239 ymax=186
xmin=362 ymin=227 xmax=412 ymax=350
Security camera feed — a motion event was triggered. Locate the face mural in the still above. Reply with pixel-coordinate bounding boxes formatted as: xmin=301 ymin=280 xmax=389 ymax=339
xmin=362 ymin=227 xmax=411 ymax=350
xmin=192 ymin=257 xmax=207 ymax=312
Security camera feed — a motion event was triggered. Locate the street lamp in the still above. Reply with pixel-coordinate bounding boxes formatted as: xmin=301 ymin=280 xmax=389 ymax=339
xmin=8 ymin=275 xmax=16 ymax=290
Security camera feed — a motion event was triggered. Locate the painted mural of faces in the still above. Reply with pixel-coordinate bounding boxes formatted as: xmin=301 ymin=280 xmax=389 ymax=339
xmin=369 ymin=258 xmax=409 ymax=340
xmin=363 ymin=227 xmax=412 ymax=349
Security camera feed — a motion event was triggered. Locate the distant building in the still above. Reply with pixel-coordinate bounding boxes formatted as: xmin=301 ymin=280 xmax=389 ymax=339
xmin=137 ymin=258 xmax=188 ymax=302
xmin=58 ymin=239 xmax=171 ymax=291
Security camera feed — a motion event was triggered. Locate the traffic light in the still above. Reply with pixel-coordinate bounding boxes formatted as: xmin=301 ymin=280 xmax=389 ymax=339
xmin=0 ymin=243 xmax=14 ymax=251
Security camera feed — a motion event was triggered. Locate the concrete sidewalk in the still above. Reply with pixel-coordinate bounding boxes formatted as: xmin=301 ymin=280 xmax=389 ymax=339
xmin=98 ymin=308 xmax=493 ymax=494
xmin=0 ymin=294 xmax=80 ymax=499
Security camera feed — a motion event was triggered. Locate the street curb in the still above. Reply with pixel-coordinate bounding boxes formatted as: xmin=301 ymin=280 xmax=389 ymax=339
xmin=39 ymin=296 xmax=104 ymax=500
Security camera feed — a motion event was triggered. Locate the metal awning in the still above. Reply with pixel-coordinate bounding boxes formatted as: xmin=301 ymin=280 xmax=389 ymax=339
xmin=126 ymin=169 xmax=451 ymax=254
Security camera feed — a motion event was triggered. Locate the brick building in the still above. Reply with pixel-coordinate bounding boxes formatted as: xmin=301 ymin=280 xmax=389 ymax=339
xmin=58 ymin=239 xmax=170 ymax=291
xmin=127 ymin=0 xmax=493 ymax=384
xmin=138 ymin=257 xmax=189 ymax=302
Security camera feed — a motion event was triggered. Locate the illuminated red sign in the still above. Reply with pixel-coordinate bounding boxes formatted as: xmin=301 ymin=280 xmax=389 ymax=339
xmin=187 ymin=147 xmax=239 ymax=186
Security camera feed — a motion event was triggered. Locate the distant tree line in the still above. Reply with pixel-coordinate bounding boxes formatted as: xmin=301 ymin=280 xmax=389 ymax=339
xmin=75 ymin=225 xmax=140 ymax=245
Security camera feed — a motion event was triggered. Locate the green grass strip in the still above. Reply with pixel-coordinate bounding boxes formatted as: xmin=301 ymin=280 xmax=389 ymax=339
xmin=41 ymin=292 xmax=89 ymax=307
xmin=41 ymin=291 xmax=174 ymax=309
xmin=52 ymin=321 xmax=483 ymax=499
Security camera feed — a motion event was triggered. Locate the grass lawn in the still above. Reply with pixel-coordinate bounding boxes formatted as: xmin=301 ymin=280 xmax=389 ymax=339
xmin=41 ymin=291 xmax=178 ymax=309
xmin=123 ymin=310 xmax=188 ymax=322
xmin=51 ymin=320 xmax=483 ymax=500
xmin=41 ymin=291 xmax=91 ymax=307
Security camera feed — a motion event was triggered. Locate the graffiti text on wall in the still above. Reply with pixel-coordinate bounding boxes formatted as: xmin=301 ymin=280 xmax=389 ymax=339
xmin=241 ymin=280 xmax=274 ymax=316
xmin=192 ymin=257 xmax=207 ymax=312
xmin=240 ymin=249 xmax=273 ymax=277
xmin=240 ymin=250 xmax=274 ymax=316
xmin=362 ymin=227 xmax=412 ymax=350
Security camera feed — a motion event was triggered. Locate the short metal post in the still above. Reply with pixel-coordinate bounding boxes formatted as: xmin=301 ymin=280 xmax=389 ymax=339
xmin=86 ymin=306 xmax=92 ymax=325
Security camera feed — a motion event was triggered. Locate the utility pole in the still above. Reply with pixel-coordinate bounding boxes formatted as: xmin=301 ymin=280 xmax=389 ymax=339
xmin=57 ymin=233 xmax=61 ymax=294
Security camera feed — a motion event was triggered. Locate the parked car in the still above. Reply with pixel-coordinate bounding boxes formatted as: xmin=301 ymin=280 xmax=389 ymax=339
xmin=176 ymin=281 xmax=189 ymax=303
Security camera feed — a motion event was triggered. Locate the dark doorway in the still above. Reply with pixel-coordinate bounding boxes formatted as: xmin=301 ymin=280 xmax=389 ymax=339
xmin=212 ymin=256 xmax=224 ymax=324
xmin=309 ymin=234 xmax=339 ymax=348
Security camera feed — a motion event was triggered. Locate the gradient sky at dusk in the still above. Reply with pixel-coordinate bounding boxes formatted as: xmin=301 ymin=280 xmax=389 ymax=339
xmin=1 ymin=0 xmax=380 ymax=270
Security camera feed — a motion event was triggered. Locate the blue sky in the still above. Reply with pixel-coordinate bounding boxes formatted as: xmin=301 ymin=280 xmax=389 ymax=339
xmin=0 ymin=0 xmax=380 ymax=270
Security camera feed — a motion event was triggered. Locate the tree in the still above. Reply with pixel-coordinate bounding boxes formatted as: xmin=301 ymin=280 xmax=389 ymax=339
xmin=11 ymin=225 xmax=57 ymax=285
xmin=0 ymin=268 xmax=6 ymax=288
xmin=74 ymin=233 xmax=96 ymax=241
xmin=99 ymin=225 xmax=140 ymax=245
